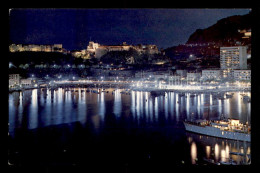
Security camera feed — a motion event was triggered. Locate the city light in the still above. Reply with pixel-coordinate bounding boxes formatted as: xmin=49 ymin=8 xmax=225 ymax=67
xmin=8 ymin=9 xmax=251 ymax=166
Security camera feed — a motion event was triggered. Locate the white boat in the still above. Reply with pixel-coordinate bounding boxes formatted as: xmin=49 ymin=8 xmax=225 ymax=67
xmin=183 ymin=119 xmax=250 ymax=142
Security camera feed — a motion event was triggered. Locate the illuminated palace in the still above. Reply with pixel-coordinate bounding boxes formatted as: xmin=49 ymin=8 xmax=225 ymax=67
xmin=87 ymin=41 xmax=160 ymax=59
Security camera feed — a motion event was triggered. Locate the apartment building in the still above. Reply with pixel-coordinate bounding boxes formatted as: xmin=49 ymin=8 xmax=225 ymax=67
xmin=233 ymin=70 xmax=251 ymax=81
xmin=220 ymin=46 xmax=247 ymax=78
xmin=201 ymin=69 xmax=222 ymax=80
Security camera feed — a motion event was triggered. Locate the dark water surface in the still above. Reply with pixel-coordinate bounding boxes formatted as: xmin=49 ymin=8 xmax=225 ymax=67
xmin=8 ymin=88 xmax=251 ymax=168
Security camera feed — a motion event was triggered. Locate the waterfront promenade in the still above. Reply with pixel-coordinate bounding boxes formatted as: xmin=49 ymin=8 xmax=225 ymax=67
xmin=9 ymin=80 xmax=250 ymax=94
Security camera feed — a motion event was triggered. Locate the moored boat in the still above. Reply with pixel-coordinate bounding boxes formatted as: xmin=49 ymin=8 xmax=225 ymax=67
xmin=183 ymin=118 xmax=250 ymax=142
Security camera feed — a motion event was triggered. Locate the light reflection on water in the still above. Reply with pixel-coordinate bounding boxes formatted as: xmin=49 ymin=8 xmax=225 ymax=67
xmin=191 ymin=142 xmax=197 ymax=164
xmin=9 ymin=88 xmax=251 ymax=128
xmin=9 ymin=88 xmax=251 ymax=165
xmin=186 ymin=132 xmax=251 ymax=165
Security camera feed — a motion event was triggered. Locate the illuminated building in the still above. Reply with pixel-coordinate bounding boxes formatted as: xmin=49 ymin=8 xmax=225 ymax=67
xmin=233 ymin=70 xmax=251 ymax=81
xmin=95 ymin=44 xmax=131 ymax=58
xmin=239 ymin=29 xmax=251 ymax=39
xmin=176 ymin=70 xmax=187 ymax=77
xmin=202 ymin=69 xmax=221 ymax=80
xmin=88 ymin=41 xmax=159 ymax=58
xmin=220 ymin=46 xmax=247 ymax=78
xmin=9 ymin=44 xmax=64 ymax=53
xmin=20 ymin=79 xmax=32 ymax=87
xmin=168 ymin=75 xmax=181 ymax=85
xmin=9 ymin=74 xmax=20 ymax=88
xmin=187 ymin=72 xmax=201 ymax=81
xmin=87 ymin=41 xmax=100 ymax=53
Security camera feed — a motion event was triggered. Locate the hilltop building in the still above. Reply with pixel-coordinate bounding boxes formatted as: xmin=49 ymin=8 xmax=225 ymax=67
xmin=87 ymin=41 xmax=100 ymax=53
xmin=9 ymin=44 xmax=65 ymax=53
xmin=86 ymin=41 xmax=159 ymax=59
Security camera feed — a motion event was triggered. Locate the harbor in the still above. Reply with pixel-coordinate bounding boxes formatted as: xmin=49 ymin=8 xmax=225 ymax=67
xmin=8 ymin=9 xmax=252 ymax=169
xmin=8 ymin=87 xmax=251 ymax=166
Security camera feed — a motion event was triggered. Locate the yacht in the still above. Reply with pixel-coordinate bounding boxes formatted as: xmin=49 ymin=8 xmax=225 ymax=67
xmin=183 ymin=118 xmax=250 ymax=142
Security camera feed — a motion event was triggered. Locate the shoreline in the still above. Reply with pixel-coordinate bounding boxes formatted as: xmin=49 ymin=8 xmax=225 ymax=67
xmin=9 ymin=84 xmax=250 ymax=94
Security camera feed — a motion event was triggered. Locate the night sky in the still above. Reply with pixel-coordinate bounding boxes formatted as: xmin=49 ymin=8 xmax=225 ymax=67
xmin=9 ymin=8 xmax=250 ymax=50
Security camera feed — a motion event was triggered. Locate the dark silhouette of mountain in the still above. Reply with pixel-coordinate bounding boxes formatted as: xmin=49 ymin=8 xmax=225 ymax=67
xmin=164 ymin=12 xmax=251 ymax=60
xmin=186 ymin=12 xmax=252 ymax=44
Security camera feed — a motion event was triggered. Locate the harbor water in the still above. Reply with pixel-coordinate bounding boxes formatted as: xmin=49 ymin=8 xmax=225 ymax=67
xmin=8 ymin=88 xmax=251 ymax=166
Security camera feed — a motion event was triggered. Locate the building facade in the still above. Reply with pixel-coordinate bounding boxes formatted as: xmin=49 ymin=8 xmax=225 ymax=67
xmin=9 ymin=74 xmax=20 ymax=88
xmin=9 ymin=44 xmax=64 ymax=53
xmin=233 ymin=70 xmax=251 ymax=81
xmin=175 ymin=70 xmax=187 ymax=77
xmin=220 ymin=46 xmax=247 ymax=78
xmin=187 ymin=72 xmax=201 ymax=81
xmin=87 ymin=41 xmax=100 ymax=53
xmin=88 ymin=41 xmax=159 ymax=59
xmin=201 ymin=69 xmax=222 ymax=80
xmin=168 ymin=75 xmax=182 ymax=85
xmin=20 ymin=79 xmax=32 ymax=87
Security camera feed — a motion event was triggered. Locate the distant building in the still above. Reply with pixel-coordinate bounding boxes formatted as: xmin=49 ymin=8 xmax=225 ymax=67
xmin=94 ymin=44 xmax=131 ymax=58
xmin=88 ymin=41 xmax=159 ymax=58
xmin=220 ymin=46 xmax=247 ymax=78
xmin=135 ymin=71 xmax=154 ymax=78
xmin=9 ymin=74 xmax=20 ymax=88
xmin=187 ymin=72 xmax=201 ymax=81
xmin=87 ymin=41 xmax=100 ymax=53
xmin=132 ymin=44 xmax=159 ymax=54
xmin=233 ymin=70 xmax=251 ymax=81
xmin=153 ymin=71 xmax=170 ymax=80
xmin=201 ymin=69 xmax=221 ymax=80
xmin=20 ymin=79 xmax=32 ymax=87
xmin=239 ymin=29 xmax=251 ymax=39
xmin=95 ymin=47 xmax=109 ymax=59
xmin=168 ymin=75 xmax=181 ymax=85
xmin=9 ymin=44 xmax=64 ymax=53
xmin=71 ymin=50 xmax=83 ymax=58
xmin=175 ymin=70 xmax=187 ymax=77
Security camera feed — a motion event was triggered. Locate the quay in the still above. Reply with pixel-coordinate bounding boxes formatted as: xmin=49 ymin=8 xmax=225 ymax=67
xmin=9 ymin=80 xmax=250 ymax=95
